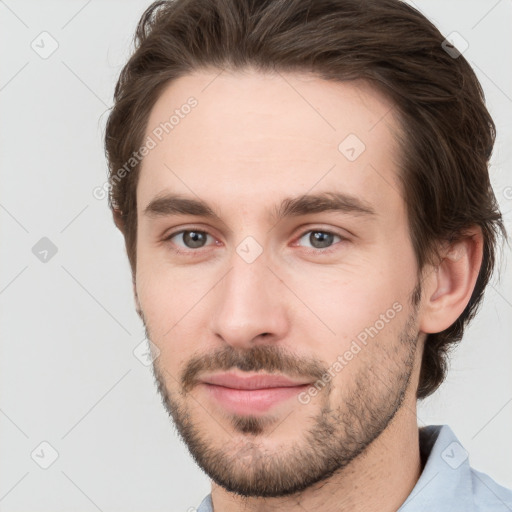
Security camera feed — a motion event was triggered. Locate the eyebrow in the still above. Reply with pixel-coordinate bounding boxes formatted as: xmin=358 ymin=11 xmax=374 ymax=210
xmin=143 ymin=191 xmax=376 ymax=223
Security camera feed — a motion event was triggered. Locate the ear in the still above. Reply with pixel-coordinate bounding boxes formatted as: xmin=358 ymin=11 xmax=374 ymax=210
xmin=113 ymin=208 xmax=125 ymax=233
xmin=133 ymin=278 xmax=143 ymax=320
xmin=419 ymin=226 xmax=484 ymax=334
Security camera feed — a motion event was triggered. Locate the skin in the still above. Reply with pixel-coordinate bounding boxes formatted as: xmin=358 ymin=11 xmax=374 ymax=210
xmin=129 ymin=68 xmax=483 ymax=512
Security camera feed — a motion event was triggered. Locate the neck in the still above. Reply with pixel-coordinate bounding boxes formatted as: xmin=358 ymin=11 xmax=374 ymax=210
xmin=210 ymin=399 xmax=422 ymax=512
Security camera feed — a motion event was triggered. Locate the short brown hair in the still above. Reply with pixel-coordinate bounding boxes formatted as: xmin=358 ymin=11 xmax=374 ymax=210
xmin=104 ymin=0 xmax=506 ymax=399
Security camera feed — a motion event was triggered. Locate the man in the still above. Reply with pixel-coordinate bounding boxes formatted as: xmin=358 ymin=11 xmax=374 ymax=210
xmin=104 ymin=0 xmax=511 ymax=510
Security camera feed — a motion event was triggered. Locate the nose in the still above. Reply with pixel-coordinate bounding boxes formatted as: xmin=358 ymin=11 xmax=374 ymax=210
xmin=209 ymin=248 xmax=290 ymax=349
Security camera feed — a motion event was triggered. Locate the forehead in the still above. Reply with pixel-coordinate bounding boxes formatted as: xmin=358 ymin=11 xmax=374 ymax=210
xmin=137 ymin=68 xmax=404 ymax=218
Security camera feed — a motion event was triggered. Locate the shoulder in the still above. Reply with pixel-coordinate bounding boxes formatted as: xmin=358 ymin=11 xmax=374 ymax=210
xmin=470 ymin=467 xmax=512 ymax=512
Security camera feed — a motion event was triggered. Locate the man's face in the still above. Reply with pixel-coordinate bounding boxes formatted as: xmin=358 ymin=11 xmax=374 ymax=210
xmin=135 ymin=69 xmax=424 ymax=497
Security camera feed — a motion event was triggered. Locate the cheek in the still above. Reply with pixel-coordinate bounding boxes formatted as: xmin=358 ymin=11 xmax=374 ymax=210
xmin=135 ymin=255 xmax=208 ymax=368
xmin=285 ymin=258 xmax=411 ymax=345
xmin=136 ymin=240 xmax=200 ymax=316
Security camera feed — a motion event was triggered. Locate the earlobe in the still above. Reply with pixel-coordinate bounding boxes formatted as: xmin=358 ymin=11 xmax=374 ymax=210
xmin=133 ymin=279 xmax=143 ymax=319
xmin=429 ymin=244 xmax=466 ymax=301
xmin=419 ymin=227 xmax=483 ymax=334
xmin=113 ymin=208 xmax=125 ymax=233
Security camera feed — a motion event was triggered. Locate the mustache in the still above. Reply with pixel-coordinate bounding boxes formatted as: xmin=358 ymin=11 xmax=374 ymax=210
xmin=141 ymin=316 xmax=329 ymax=393
xmin=180 ymin=344 xmax=328 ymax=393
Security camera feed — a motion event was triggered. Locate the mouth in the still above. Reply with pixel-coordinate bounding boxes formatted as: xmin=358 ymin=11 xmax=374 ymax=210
xmin=198 ymin=372 xmax=313 ymax=414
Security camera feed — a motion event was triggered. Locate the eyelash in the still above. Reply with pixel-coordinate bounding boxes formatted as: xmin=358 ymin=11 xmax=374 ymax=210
xmin=163 ymin=227 xmax=347 ymax=256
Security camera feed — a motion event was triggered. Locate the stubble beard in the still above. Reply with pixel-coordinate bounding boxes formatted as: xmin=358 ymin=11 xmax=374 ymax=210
xmin=143 ymin=302 xmax=420 ymax=498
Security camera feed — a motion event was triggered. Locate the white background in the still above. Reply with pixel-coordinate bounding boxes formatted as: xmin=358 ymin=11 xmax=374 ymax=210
xmin=0 ymin=0 xmax=511 ymax=510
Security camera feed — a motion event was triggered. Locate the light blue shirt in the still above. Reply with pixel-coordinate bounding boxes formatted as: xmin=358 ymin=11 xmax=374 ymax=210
xmin=196 ymin=424 xmax=512 ymax=511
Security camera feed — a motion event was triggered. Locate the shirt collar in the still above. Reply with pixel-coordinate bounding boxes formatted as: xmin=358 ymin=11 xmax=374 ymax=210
xmin=398 ymin=424 xmax=475 ymax=511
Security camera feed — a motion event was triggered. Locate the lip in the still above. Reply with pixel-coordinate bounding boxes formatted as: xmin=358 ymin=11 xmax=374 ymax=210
xmin=200 ymin=372 xmax=312 ymax=389
xmin=198 ymin=372 xmax=313 ymax=415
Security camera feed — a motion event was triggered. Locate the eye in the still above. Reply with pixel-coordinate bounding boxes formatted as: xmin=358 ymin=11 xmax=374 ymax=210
xmin=163 ymin=227 xmax=346 ymax=256
xmin=296 ymin=229 xmax=344 ymax=252
xmin=165 ymin=229 xmax=216 ymax=251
